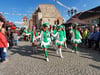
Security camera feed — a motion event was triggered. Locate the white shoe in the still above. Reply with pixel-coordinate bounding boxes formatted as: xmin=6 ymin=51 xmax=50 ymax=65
xmin=75 ymin=51 xmax=79 ymax=54
xmin=46 ymin=58 xmax=49 ymax=62
xmin=61 ymin=56 xmax=64 ymax=58
xmin=65 ymin=46 xmax=67 ymax=49
xmin=72 ymin=50 xmax=75 ymax=53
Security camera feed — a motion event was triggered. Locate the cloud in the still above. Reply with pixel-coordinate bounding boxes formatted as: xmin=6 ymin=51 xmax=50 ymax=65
xmin=14 ymin=22 xmax=23 ymax=24
xmin=72 ymin=7 xmax=78 ymax=10
xmin=83 ymin=4 xmax=87 ymax=7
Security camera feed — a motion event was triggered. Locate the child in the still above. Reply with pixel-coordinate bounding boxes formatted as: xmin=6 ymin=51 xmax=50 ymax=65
xmin=52 ymin=25 xmax=64 ymax=58
xmin=70 ymin=23 xmax=82 ymax=53
xmin=13 ymin=30 xmax=18 ymax=45
xmin=30 ymin=25 xmax=38 ymax=54
xmin=0 ymin=28 xmax=8 ymax=63
xmin=37 ymin=23 xmax=51 ymax=62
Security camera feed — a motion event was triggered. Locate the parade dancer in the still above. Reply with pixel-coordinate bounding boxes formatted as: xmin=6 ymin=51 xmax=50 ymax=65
xmin=70 ymin=23 xmax=82 ymax=53
xmin=51 ymin=25 xmax=57 ymax=50
xmin=23 ymin=28 xmax=30 ymax=41
xmin=52 ymin=25 xmax=64 ymax=58
xmin=37 ymin=23 xmax=51 ymax=62
xmin=61 ymin=25 xmax=67 ymax=48
xmin=30 ymin=25 xmax=38 ymax=54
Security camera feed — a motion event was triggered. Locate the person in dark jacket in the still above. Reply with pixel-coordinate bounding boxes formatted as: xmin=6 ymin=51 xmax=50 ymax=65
xmin=87 ymin=29 xmax=94 ymax=48
xmin=93 ymin=27 xmax=99 ymax=50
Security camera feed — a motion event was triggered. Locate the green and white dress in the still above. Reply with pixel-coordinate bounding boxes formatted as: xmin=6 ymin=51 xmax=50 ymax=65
xmin=37 ymin=30 xmax=51 ymax=48
xmin=62 ymin=30 xmax=67 ymax=42
xmin=23 ymin=30 xmax=31 ymax=36
xmin=53 ymin=30 xmax=64 ymax=46
xmin=51 ymin=29 xmax=57 ymax=41
xmin=30 ymin=31 xmax=38 ymax=42
xmin=70 ymin=29 xmax=82 ymax=44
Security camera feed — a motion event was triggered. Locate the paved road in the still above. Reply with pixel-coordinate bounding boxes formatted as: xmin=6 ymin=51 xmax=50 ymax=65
xmin=0 ymin=41 xmax=100 ymax=75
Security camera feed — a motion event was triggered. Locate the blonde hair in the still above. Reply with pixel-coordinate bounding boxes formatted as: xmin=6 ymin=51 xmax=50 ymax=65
xmin=1 ymin=28 xmax=6 ymax=34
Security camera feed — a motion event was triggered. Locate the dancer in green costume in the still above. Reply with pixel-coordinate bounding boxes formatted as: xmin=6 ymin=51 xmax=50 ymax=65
xmin=70 ymin=23 xmax=82 ymax=53
xmin=30 ymin=25 xmax=38 ymax=53
xmin=61 ymin=25 xmax=67 ymax=48
xmin=23 ymin=28 xmax=31 ymax=40
xmin=51 ymin=25 xmax=57 ymax=50
xmin=52 ymin=25 xmax=64 ymax=58
xmin=37 ymin=23 xmax=51 ymax=62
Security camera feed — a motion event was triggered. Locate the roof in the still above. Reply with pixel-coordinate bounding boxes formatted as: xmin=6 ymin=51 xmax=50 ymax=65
xmin=65 ymin=12 xmax=86 ymax=24
xmin=65 ymin=18 xmax=86 ymax=24
xmin=23 ymin=16 xmax=28 ymax=19
xmin=32 ymin=4 xmax=63 ymax=19
xmin=79 ymin=6 xmax=100 ymax=19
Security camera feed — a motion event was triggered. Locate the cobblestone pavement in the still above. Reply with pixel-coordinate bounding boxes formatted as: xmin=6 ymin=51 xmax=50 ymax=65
xmin=0 ymin=41 xmax=100 ymax=75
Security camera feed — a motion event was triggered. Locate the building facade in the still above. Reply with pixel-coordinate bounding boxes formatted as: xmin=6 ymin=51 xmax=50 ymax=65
xmin=30 ymin=4 xmax=63 ymax=29
xmin=79 ymin=6 xmax=100 ymax=26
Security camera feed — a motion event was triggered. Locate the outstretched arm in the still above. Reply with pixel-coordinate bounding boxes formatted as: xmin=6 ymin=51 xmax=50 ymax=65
xmin=51 ymin=32 xmax=58 ymax=37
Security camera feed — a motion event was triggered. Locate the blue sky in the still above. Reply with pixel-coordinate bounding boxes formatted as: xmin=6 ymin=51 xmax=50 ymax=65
xmin=0 ymin=0 xmax=100 ymax=27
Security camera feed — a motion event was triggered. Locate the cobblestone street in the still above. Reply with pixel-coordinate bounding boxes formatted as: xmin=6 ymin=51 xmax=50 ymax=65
xmin=0 ymin=41 xmax=100 ymax=75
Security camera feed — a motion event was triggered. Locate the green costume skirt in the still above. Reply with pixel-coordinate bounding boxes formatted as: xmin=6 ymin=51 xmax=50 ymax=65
xmin=71 ymin=39 xmax=82 ymax=44
xmin=56 ymin=40 xmax=64 ymax=46
xmin=39 ymin=41 xmax=51 ymax=48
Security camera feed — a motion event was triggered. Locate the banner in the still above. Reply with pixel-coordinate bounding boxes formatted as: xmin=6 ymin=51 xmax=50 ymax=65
xmin=54 ymin=0 xmax=71 ymax=9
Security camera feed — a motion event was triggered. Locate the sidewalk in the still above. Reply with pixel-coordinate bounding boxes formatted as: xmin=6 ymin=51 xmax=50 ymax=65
xmin=0 ymin=41 xmax=100 ymax=75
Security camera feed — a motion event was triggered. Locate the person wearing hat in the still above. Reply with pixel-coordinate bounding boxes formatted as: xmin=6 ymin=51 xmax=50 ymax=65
xmin=51 ymin=25 xmax=57 ymax=49
xmin=61 ymin=25 xmax=67 ymax=49
xmin=37 ymin=23 xmax=51 ymax=62
xmin=51 ymin=25 xmax=64 ymax=58
xmin=70 ymin=23 xmax=82 ymax=53
xmin=30 ymin=25 xmax=38 ymax=54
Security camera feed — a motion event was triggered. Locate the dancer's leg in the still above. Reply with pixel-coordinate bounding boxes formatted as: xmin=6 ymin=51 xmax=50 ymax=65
xmin=58 ymin=45 xmax=63 ymax=58
xmin=72 ymin=44 xmax=75 ymax=53
xmin=44 ymin=48 xmax=49 ymax=62
xmin=74 ymin=44 xmax=78 ymax=54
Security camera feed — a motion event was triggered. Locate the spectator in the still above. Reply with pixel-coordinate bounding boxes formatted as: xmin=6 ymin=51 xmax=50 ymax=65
xmin=1 ymin=28 xmax=9 ymax=62
xmin=82 ymin=28 xmax=88 ymax=47
xmin=0 ymin=28 xmax=8 ymax=63
xmin=87 ymin=29 xmax=94 ymax=48
xmin=93 ymin=27 xmax=99 ymax=50
xmin=99 ymin=28 xmax=100 ymax=52
xmin=9 ymin=30 xmax=14 ymax=47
